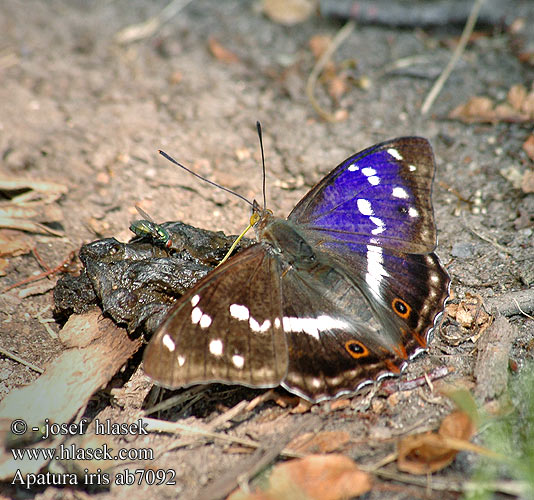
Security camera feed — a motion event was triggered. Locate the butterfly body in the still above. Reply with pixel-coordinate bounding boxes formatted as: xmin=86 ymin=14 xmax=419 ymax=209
xmin=143 ymin=137 xmax=450 ymax=402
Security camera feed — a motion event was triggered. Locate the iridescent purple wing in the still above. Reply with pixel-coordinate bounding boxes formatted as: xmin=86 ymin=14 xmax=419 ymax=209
xmin=288 ymin=137 xmax=437 ymax=254
xmin=282 ymin=137 xmax=450 ymax=398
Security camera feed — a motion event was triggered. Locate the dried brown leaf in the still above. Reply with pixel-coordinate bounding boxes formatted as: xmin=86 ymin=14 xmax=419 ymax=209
xmin=449 ymin=96 xmax=495 ymax=123
xmin=522 ymin=134 xmax=534 ymax=162
xmin=309 ymin=34 xmax=332 ymax=60
xmin=521 ymin=170 xmax=534 ymax=193
xmin=271 ymin=454 xmax=372 ymax=500
xmin=507 ymin=84 xmax=527 ymax=111
xmin=494 ymin=103 xmax=526 ymax=121
xmin=208 ymin=37 xmax=240 ymax=64
xmin=446 ymin=297 xmax=492 ymax=335
xmin=327 ymin=74 xmax=348 ymax=101
xmin=397 ymin=411 xmax=475 ymax=474
xmin=521 ymin=91 xmax=534 ymax=117
xmin=262 ymin=0 xmax=315 ymax=26
xmin=287 ymin=431 xmax=350 ymax=454
xmin=449 ymin=86 xmax=534 ymax=124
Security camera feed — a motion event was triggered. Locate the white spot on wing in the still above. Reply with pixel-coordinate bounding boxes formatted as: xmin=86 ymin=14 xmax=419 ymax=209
xmin=387 ymin=148 xmax=403 ymax=160
xmin=199 ymin=314 xmax=212 ymax=329
xmin=357 ymin=198 xmax=374 ymax=216
xmin=392 ymin=187 xmax=408 ymax=199
xmin=348 ymin=163 xmax=359 ymax=171
xmin=274 ymin=317 xmax=281 ymax=328
xmin=249 ymin=317 xmax=271 ymax=332
xmin=209 ymin=339 xmax=223 ymax=356
xmin=370 ymin=216 xmax=385 ymax=235
xmin=311 ymin=378 xmax=322 ymax=388
xmin=230 ymin=303 xmax=249 ymax=321
xmin=177 ymin=355 xmax=186 ymax=367
xmin=191 ymin=294 xmax=200 ymax=307
xmin=368 ymin=175 xmax=380 ymax=186
xmin=191 ymin=307 xmax=202 ymax=324
xmin=408 ymin=207 xmax=419 ymax=217
xmin=361 ymin=167 xmax=376 ymax=177
xmin=162 ymin=334 xmax=175 ymax=352
xmin=232 ymin=354 xmax=245 ymax=369
xmin=409 ymin=164 xmax=417 ymax=172
xmin=365 ymin=245 xmax=389 ymax=302
xmin=282 ymin=315 xmax=349 ymax=339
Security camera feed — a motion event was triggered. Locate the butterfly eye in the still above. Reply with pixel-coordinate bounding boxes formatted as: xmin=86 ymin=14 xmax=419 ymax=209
xmin=392 ymin=298 xmax=411 ymax=319
xmin=344 ymin=340 xmax=369 ymax=359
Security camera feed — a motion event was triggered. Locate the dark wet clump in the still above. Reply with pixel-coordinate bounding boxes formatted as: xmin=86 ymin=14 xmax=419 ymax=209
xmin=53 ymin=221 xmax=251 ymax=335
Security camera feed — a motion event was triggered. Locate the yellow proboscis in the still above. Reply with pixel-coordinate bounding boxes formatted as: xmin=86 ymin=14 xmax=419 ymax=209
xmin=217 ymin=212 xmax=261 ymax=267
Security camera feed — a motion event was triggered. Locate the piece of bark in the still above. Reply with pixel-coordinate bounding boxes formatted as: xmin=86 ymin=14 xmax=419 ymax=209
xmin=485 ymin=289 xmax=534 ymax=317
xmin=474 ymin=316 xmax=517 ymax=402
xmin=320 ymin=0 xmax=516 ymax=27
xmin=0 ymin=309 xmax=141 ymax=480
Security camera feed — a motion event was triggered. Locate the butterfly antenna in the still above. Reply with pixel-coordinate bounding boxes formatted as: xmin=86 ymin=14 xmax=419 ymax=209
xmin=158 ymin=150 xmax=254 ymax=208
xmin=256 ymin=121 xmax=267 ymax=211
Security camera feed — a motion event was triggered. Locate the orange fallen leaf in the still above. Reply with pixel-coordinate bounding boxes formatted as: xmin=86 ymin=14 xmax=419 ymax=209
xmin=507 ymin=84 xmax=527 ymax=111
xmin=522 ymin=134 xmax=534 ymax=162
xmin=449 ymin=96 xmax=496 ymax=123
xmin=229 ymin=455 xmax=371 ymax=500
xmin=328 ymin=74 xmax=348 ymax=101
xmin=521 ymin=170 xmax=534 ymax=193
xmin=309 ymin=34 xmax=332 ymax=60
xmin=208 ymin=37 xmax=240 ymax=64
xmin=449 ymin=85 xmax=534 ymax=124
xmin=287 ymin=431 xmax=350 ymax=454
xmin=274 ymin=454 xmax=371 ymax=500
xmin=397 ymin=411 xmax=475 ymax=474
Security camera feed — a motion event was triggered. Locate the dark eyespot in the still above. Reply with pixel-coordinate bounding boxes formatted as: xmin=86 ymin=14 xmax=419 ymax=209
xmin=398 ymin=206 xmax=408 ymax=215
xmin=392 ymin=298 xmax=411 ymax=319
xmin=345 ymin=340 xmax=369 ymax=359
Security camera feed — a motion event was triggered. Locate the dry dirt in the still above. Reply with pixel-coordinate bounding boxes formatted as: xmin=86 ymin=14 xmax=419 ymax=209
xmin=1 ymin=1 xmax=533 ymax=499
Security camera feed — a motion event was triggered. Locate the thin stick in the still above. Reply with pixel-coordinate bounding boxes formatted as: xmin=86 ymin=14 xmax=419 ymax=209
xmin=421 ymin=0 xmax=485 ymax=115
xmin=513 ymin=298 xmax=534 ymax=320
xmin=0 ymin=347 xmax=43 ymax=374
xmin=31 ymin=247 xmax=52 ymax=273
xmin=465 ymin=224 xmax=513 ymax=255
xmin=143 ymin=417 xmax=264 ymax=449
xmin=1 ymin=251 xmax=75 ymax=294
xmin=115 ymin=0 xmax=195 ymax=44
xmin=306 ymin=20 xmax=355 ymax=122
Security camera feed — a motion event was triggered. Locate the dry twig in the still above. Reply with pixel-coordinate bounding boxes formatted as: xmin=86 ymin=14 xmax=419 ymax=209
xmin=306 ymin=20 xmax=355 ymax=122
xmin=421 ymin=0 xmax=485 ymax=115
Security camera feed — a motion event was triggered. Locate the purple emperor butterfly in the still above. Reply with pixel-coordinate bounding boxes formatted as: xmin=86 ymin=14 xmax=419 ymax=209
xmin=143 ymin=136 xmax=450 ymax=402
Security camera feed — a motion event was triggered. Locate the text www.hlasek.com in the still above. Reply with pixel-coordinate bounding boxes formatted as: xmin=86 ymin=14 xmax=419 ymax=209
xmin=12 ymin=443 xmax=153 ymax=462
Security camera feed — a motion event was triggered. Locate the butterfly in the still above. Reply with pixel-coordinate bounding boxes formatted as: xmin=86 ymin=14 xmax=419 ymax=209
xmin=143 ymin=136 xmax=450 ymax=402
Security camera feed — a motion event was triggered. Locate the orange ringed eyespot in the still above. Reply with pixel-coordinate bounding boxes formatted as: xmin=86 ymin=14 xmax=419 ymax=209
xmin=392 ymin=298 xmax=411 ymax=319
xmin=345 ymin=340 xmax=369 ymax=359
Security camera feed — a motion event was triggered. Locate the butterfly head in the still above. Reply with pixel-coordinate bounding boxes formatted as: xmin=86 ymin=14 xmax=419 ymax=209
xmin=250 ymin=200 xmax=274 ymax=238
